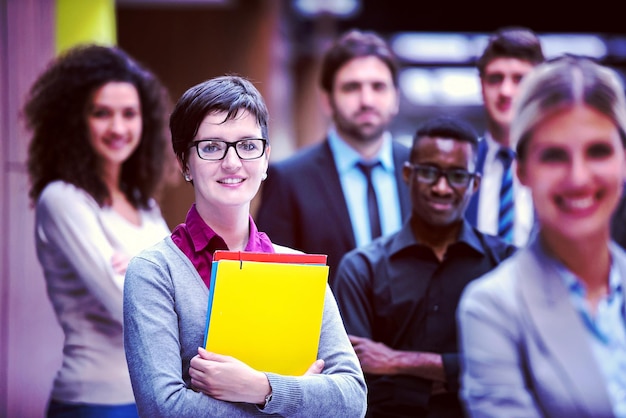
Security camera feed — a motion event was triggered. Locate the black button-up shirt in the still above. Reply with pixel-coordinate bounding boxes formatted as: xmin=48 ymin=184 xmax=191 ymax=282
xmin=332 ymin=220 xmax=516 ymax=418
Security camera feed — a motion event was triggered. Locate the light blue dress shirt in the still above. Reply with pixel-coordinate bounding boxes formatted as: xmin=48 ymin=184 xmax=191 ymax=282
xmin=558 ymin=260 xmax=626 ymax=417
xmin=327 ymin=129 xmax=403 ymax=248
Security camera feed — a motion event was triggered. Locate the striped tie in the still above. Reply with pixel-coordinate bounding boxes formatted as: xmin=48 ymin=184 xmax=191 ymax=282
xmin=356 ymin=161 xmax=382 ymax=240
xmin=497 ymin=148 xmax=515 ymax=243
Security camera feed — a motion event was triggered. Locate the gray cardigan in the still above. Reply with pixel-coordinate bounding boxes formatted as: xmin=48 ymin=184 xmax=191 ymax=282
xmin=123 ymin=237 xmax=367 ymax=417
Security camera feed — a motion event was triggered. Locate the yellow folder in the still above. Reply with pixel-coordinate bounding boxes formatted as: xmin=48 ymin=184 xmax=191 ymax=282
xmin=204 ymin=252 xmax=329 ymax=376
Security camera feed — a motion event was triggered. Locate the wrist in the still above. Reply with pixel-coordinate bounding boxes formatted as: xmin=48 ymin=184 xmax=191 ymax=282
xmin=261 ymin=390 xmax=272 ymax=409
xmin=389 ymin=349 xmax=410 ymax=374
xmin=256 ymin=372 xmax=272 ymax=407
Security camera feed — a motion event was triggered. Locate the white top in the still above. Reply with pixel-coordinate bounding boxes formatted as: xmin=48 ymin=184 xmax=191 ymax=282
xmin=35 ymin=180 xmax=170 ymax=404
xmin=477 ymin=134 xmax=534 ymax=247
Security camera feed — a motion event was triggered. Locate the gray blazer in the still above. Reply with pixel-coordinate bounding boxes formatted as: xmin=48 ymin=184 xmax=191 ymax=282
xmin=457 ymin=236 xmax=626 ymax=418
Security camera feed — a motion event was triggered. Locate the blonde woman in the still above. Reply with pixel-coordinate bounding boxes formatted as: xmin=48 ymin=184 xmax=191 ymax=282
xmin=458 ymin=55 xmax=626 ymax=417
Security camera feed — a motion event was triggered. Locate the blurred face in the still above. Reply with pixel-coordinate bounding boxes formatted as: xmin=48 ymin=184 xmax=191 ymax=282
xmin=186 ymin=110 xmax=270 ymax=213
xmin=403 ymin=137 xmax=479 ymax=227
xmin=517 ymin=105 xmax=626 ymax=243
xmin=87 ymin=81 xmax=142 ymax=170
xmin=481 ymin=58 xmax=535 ymax=135
xmin=326 ymin=56 xmax=399 ymax=145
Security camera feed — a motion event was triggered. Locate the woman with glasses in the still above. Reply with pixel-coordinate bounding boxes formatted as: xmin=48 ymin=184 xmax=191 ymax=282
xmin=458 ymin=56 xmax=626 ymax=417
xmin=24 ymin=45 xmax=172 ymax=417
xmin=123 ymin=75 xmax=367 ymax=417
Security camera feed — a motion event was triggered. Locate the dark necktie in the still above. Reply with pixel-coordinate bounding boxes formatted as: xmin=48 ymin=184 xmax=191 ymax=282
xmin=356 ymin=161 xmax=382 ymax=240
xmin=497 ymin=148 xmax=515 ymax=243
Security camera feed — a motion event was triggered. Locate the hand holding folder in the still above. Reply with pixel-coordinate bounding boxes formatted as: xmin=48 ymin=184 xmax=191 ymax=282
xmin=204 ymin=251 xmax=329 ymax=376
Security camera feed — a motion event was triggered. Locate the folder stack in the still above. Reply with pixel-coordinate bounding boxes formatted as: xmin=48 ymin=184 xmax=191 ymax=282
xmin=204 ymin=251 xmax=329 ymax=376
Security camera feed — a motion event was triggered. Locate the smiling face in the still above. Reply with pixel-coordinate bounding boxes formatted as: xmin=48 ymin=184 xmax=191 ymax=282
xmin=403 ymin=136 xmax=479 ymax=228
xmin=185 ymin=109 xmax=270 ymax=215
xmin=326 ymin=56 xmax=399 ymax=146
xmin=517 ymin=105 xmax=626 ymax=243
xmin=481 ymin=57 xmax=535 ymax=139
xmin=87 ymin=81 xmax=142 ymax=171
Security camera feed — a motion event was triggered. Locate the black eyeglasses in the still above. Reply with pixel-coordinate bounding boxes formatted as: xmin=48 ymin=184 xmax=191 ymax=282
xmin=190 ymin=139 xmax=267 ymax=161
xmin=405 ymin=162 xmax=478 ymax=188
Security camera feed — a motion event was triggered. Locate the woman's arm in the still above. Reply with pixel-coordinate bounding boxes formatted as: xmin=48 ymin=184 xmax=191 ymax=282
xmin=457 ymin=276 xmax=543 ymax=418
xmin=189 ymin=348 xmax=272 ymax=404
xmin=36 ymin=182 xmax=126 ymax=322
xmin=259 ymin=286 xmax=367 ymax=417
xmin=181 ymin=285 xmax=367 ymax=417
xmin=123 ymin=251 xmax=260 ymax=417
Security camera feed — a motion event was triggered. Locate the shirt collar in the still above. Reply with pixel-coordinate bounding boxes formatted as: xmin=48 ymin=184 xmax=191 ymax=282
xmin=186 ymin=204 xmax=219 ymax=252
xmin=185 ymin=204 xmax=273 ymax=253
xmin=246 ymin=217 xmax=275 ymax=252
xmin=388 ymin=219 xmax=486 ymax=257
xmin=484 ymin=131 xmax=517 ymax=163
xmin=557 ymin=254 xmax=623 ymax=299
xmin=327 ymin=128 xmax=395 ymax=174
xmin=483 ymin=132 xmax=502 ymax=159
xmin=456 ymin=221 xmax=489 ymax=253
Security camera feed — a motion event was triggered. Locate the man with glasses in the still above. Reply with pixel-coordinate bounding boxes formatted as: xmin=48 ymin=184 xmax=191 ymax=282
xmin=256 ymin=29 xmax=410 ymax=284
xmin=333 ymin=116 xmax=516 ymax=418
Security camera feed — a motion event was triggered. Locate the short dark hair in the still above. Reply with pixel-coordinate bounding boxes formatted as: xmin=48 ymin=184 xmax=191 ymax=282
xmin=477 ymin=27 xmax=545 ymax=77
xmin=24 ymin=44 xmax=171 ymax=208
xmin=170 ymin=75 xmax=269 ymax=167
xmin=411 ymin=116 xmax=479 ymax=161
xmin=319 ymin=29 xmax=399 ymax=93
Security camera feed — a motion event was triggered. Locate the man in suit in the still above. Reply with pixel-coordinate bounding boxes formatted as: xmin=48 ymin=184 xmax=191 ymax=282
xmin=465 ymin=27 xmax=544 ymax=246
xmin=333 ymin=116 xmax=516 ymax=417
xmin=256 ymin=29 xmax=410 ymax=283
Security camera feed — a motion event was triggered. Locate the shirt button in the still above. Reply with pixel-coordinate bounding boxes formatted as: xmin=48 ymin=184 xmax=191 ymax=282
xmin=432 ymin=305 xmax=439 ymax=312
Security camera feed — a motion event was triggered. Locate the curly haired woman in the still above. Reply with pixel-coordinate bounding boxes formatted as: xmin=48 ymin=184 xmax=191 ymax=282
xmin=24 ymin=44 xmax=172 ymax=418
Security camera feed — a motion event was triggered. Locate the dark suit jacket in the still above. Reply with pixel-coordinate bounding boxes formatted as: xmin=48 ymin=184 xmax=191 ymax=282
xmin=465 ymin=138 xmax=488 ymax=227
xmin=256 ymin=138 xmax=411 ymax=283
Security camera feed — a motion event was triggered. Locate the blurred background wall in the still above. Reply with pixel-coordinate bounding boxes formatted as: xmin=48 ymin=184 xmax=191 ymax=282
xmin=2 ymin=0 xmax=625 ymax=416
xmin=1 ymin=2 xmax=58 ymax=417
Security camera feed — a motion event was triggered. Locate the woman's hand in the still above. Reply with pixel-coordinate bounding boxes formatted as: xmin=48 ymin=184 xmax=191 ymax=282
xmin=189 ymin=347 xmax=271 ymax=404
xmin=111 ymin=251 xmax=132 ymax=275
xmin=305 ymin=359 xmax=325 ymax=375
